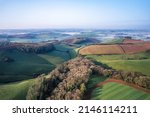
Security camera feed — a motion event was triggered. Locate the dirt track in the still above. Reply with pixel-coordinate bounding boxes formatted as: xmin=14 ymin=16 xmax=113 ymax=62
xmin=96 ymin=79 xmax=150 ymax=94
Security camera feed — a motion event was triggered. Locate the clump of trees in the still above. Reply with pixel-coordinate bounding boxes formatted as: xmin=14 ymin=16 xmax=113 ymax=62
xmin=91 ymin=65 xmax=150 ymax=89
xmin=15 ymin=43 xmax=54 ymax=53
xmin=111 ymin=71 xmax=150 ymax=89
xmin=0 ymin=42 xmax=54 ymax=53
xmin=146 ymin=49 xmax=150 ymax=55
xmin=26 ymin=57 xmax=93 ymax=100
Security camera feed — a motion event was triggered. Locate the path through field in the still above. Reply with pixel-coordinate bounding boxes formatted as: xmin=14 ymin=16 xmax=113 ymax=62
xmin=96 ymin=79 xmax=150 ymax=94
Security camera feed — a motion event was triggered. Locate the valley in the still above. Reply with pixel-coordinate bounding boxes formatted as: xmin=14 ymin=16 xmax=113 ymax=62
xmin=0 ymin=30 xmax=150 ymax=100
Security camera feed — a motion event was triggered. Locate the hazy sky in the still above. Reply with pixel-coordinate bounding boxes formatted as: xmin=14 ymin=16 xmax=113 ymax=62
xmin=0 ymin=0 xmax=150 ymax=29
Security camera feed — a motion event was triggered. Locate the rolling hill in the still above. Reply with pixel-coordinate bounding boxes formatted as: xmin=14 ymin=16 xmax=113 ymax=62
xmin=0 ymin=39 xmax=150 ymax=100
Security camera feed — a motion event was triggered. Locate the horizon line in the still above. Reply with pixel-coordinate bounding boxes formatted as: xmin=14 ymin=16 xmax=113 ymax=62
xmin=0 ymin=28 xmax=150 ymax=31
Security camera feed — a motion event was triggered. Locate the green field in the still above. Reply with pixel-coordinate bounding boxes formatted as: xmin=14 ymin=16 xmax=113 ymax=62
xmin=0 ymin=79 xmax=34 ymax=100
xmin=86 ymin=52 xmax=150 ymax=76
xmin=54 ymin=44 xmax=77 ymax=58
xmin=38 ymin=51 xmax=69 ymax=65
xmin=39 ymin=44 xmax=76 ymax=66
xmin=0 ymin=50 xmax=54 ymax=83
xmin=103 ymin=38 xmax=124 ymax=44
xmin=91 ymin=82 xmax=150 ymax=100
xmin=86 ymin=75 xmax=150 ymax=100
xmin=0 ymin=44 xmax=77 ymax=83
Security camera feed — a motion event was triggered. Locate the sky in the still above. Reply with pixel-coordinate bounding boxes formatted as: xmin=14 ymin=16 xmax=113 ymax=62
xmin=0 ymin=0 xmax=150 ymax=29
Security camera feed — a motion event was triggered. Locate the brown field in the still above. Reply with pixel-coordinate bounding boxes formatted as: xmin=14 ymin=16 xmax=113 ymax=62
xmin=79 ymin=39 xmax=150 ymax=55
xmin=79 ymin=45 xmax=124 ymax=55
xmin=144 ymin=42 xmax=150 ymax=47
xmin=120 ymin=44 xmax=150 ymax=54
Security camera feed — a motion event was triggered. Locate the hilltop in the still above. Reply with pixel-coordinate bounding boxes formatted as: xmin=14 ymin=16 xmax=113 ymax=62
xmin=61 ymin=37 xmax=100 ymax=45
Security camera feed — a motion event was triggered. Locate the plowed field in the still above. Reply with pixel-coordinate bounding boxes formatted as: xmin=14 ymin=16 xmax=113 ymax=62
xmin=79 ymin=45 xmax=124 ymax=55
xmin=79 ymin=40 xmax=150 ymax=55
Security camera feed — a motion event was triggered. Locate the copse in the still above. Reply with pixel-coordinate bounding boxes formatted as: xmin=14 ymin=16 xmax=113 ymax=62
xmin=27 ymin=57 xmax=93 ymax=100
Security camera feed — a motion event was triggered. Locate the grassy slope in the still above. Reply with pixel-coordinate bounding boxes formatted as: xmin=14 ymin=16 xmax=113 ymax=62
xmin=86 ymin=75 xmax=150 ymax=100
xmin=91 ymin=82 xmax=150 ymax=100
xmin=38 ymin=51 xmax=70 ymax=66
xmin=0 ymin=79 xmax=34 ymax=100
xmin=102 ymin=60 xmax=150 ymax=76
xmin=86 ymin=52 xmax=150 ymax=76
xmin=38 ymin=44 xmax=76 ymax=66
xmin=0 ymin=45 xmax=77 ymax=83
xmin=86 ymin=75 xmax=107 ymax=90
xmin=54 ymin=44 xmax=77 ymax=58
xmin=0 ymin=50 xmax=54 ymax=83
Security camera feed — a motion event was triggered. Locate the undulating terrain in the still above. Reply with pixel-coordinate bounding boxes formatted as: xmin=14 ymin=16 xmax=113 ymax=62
xmin=0 ymin=30 xmax=150 ymax=100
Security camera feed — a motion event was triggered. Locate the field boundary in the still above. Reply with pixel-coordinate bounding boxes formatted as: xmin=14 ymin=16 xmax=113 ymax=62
xmin=96 ymin=79 xmax=150 ymax=94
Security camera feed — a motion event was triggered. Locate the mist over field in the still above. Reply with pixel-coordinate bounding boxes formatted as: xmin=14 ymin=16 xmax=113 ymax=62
xmin=0 ymin=29 xmax=150 ymax=43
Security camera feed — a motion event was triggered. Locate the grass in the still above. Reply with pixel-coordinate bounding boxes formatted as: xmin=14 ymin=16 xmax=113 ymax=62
xmin=85 ymin=52 xmax=150 ymax=76
xmin=54 ymin=44 xmax=77 ymax=58
xmin=102 ymin=60 xmax=150 ymax=76
xmin=91 ymin=82 xmax=150 ymax=100
xmin=38 ymin=51 xmax=70 ymax=66
xmin=38 ymin=44 xmax=76 ymax=65
xmin=86 ymin=75 xmax=107 ymax=90
xmin=83 ymin=74 xmax=107 ymax=100
xmin=0 ymin=79 xmax=34 ymax=100
xmin=0 ymin=50 xmax=54 ymax=83
xmin=103 ymin=38 xmax=124 ymax=44
xmin=0 ymin=44 xmax=77 ymax=83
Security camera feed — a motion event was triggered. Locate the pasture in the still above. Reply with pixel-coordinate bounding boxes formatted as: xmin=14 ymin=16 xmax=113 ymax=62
xmin=85 ymin=52 xmax=150 ymax=76
xmin=0 ymin=44 xmax=77 ymax=83
xmin=0 ymin=79 xmax=34 ymax=100
xmin=0 ymin=50 xmax=54 ymax=83
xmin=91 ymin=82 xmax=150 ymax=100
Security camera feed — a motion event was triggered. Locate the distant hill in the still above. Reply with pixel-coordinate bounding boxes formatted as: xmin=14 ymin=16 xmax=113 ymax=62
xmin=0 ymin=42 xmax=54 ymax=54
xmin=61 ymin=37 xmax=100 ymax=45
xmin=123 ymin=39 xmax=145 ymax=44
